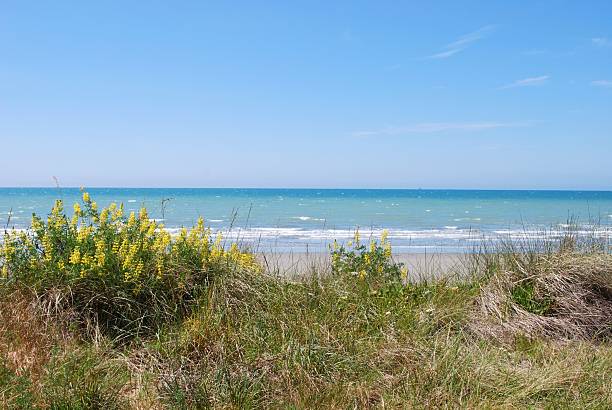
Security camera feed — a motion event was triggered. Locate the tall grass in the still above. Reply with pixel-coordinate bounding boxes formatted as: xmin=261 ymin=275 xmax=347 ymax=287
xmin=0 ymin=196 xmax=610 ymax=408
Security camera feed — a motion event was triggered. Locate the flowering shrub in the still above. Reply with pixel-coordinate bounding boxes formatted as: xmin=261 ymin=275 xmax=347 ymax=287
xmin=0 ymin=192 xmax=261 ymax=338
xmin=331 ymin=229 xmax=407 ymax=282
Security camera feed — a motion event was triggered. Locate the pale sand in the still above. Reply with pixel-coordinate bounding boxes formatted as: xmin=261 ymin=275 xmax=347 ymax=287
xmin=257 ymin=252 xmax=471 ymax=280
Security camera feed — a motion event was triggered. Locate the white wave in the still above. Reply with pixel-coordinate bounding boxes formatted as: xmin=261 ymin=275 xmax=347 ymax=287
xmin=127 ymin=199 xmax=137 ymax=203
xmin=292 ymin=216 xmax=325 ymax=221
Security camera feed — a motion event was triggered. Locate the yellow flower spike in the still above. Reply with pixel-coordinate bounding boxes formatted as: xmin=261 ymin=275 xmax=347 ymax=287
xmin=364 ymin=253 xmax=371 ymax=266
xmin=112 ymin=238 xmax=121 ymax=253
xmin=354 ymin=228 xmax=360 ymax=245
xmin=347 ymin=241 xmax=353 ymax=247
xmin=31 ymin=216 xmax=43 ymax=232
xmin=42 ymin=233 xmax=53 ymax=262
xmin=69 ymin=248 xmax=81 ymax=265
xmin=332 ymin=239 xmax=338 ymax=251
xmin=73 ymin=203 xmax=82 ymax=216
xmin=95 ymin=239 xmax=106 ymax=267
xmin=147 ymin=222 xmax=156 ymax=237
xmin=381 ymin=229 xmax=389 ymax=244
xmin=127 ymin=211 xmax=136 ymax=228
xmin=82 ymin=192 xmax=90 ymax=203
xmin=112 ymin=204 xmax=123 ymax=221
xmin=401 ymin=267 xmax=408 ymax=281
xmin=138 ymin=207 xmax=148 ymax=221
xmin=213 ymin=232 xmax=223 ymax=249
xmin=384 ymin=242 xmax=392 ymax=259
xmin=359 ymin=269 xmax=367 ymax=280
xmin=99 ymin=208 xmax=109 ymax=223
xmin=91 ymin=202 xmax=98 ymax=212
xmin=369 ymin=240 xmax=376 ymax=253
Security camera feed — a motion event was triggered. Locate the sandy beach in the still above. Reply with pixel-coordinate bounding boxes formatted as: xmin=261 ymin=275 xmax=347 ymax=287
xmin=258 ymin=252 xmax=468 ymax=280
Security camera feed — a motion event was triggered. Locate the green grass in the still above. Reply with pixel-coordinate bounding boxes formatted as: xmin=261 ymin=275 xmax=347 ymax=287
xmin=1 ymin=260 xmax=610 ymax=408
xmin=511 ymin=278 xmax=553 ymax=315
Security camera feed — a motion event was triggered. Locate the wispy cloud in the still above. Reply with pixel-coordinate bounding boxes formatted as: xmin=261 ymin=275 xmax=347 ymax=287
xmin=353 ymin=121 xmax=527 ymax=137
xmin=498 ymin=75 xmax=549 ymax=89
xmin=592 ymin=37 xmax=611 ymax=47
xmin=423 ymin=25 xmax=495 ymax=60
xmin=591 ymin=80 xmax=612 ymax=88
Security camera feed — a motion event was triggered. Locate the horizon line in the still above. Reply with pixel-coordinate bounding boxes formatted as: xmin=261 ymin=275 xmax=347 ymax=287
xmin=1 ymin=186 xmax=611 ymax=192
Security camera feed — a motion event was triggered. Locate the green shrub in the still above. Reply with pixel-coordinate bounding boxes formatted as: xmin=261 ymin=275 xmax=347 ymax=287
xmin=0 ymin=192 xmax=261 ymax=338
xmin=330 ymin=229 xmax=407 ymax=283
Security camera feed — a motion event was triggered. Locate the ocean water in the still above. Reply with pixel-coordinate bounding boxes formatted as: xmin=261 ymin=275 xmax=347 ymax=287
xmin=1 ymin=188 xmax=611 ymax=252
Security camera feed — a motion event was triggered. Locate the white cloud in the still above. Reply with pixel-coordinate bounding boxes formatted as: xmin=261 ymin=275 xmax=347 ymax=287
xmin=592 ymin=37 xmax=611 ymax=47
xmin=423 ymin=25 xmax=495 ymax=60
xmin=353 ymin=121 xmax=527 ymax=137
xmin=499 ymin=75 xmax=549 ymax=89
xmin=591 ymin=80 xmax=612 ymax=88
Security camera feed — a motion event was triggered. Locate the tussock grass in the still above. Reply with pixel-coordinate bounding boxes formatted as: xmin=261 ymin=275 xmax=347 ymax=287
xmin=471 ymin=252 xmax=612 ymax=342
xmin=1 ymin=200 xmax=611 ymax=408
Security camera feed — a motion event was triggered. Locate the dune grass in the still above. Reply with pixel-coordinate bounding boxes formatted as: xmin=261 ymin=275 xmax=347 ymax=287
xmin=1 ymin=196 xmax=611 ymax=408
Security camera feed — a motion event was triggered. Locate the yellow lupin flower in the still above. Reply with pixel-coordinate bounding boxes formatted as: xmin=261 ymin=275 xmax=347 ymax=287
xmin=127 ymin=211 xmax=136 ymax=228
xmin=70 ymin=214 xmax=78 ymax=228
xmin=73 ymin=203 xmax=81 ymax=216
xmin=401 ymin=267 xmax=408 ymax=281
xmin=31 ymin=216 xmax=43 ymax=232
xmin=359 ymin=269 xmax=367 ymax=280
xmin=99 ymin=208 xmax=109 ymax=224
xmin=381 ymin=229 xmax=389 ymax=244
xmin=70 ymin=248 xmax=81 ymax=265
xmin=82 ymin=192 xmax=90 ymax=203
xmin=354 ymin=229 xmax=360 ymax=245
xmin=138 ymin=207 xmax=148 ymax=221
xmin=384 ymin=242 xmax=392 ymax=259
xmin=42 ymin=233 xmax=53 ymax=262
xmin=95 ymin=238 xmax=106 ymax=267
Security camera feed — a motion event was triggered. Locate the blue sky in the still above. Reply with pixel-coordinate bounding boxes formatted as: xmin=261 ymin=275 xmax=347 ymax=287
xmin=1 ymin=1 xmax=611 ymax=189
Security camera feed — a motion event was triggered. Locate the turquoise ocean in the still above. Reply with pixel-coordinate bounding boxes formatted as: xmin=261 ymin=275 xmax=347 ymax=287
xmin=1 ymin=188 xmax=611 ymax=252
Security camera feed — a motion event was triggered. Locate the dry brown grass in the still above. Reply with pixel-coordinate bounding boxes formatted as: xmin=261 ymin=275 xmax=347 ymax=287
xmin=470 ymin=252 xmax=612 ymax=342
xmin=0 ymin=288 xmax=69 ymax=381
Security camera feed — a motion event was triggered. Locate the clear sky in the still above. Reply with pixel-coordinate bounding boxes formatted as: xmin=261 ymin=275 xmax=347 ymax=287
xmin=1 ymin=1 xmax=611 ymax=189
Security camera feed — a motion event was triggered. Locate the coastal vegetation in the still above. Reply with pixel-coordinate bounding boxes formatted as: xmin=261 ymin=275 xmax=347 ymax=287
xmin=1 ymin=194 xmax=611 ymax=408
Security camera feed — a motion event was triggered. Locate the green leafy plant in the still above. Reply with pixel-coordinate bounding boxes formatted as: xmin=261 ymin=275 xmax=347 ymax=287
xmin=0 ymin=192 xmax=261 ymax=338
xmin=330 ymin=229 xmax=407 ymax=283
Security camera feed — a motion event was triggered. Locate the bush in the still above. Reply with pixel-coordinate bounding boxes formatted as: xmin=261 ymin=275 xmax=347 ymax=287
xmin=0 ymin=192 xmax=261 ymax=339
xmin=330 ymin=228 xmax=407 ymax=283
